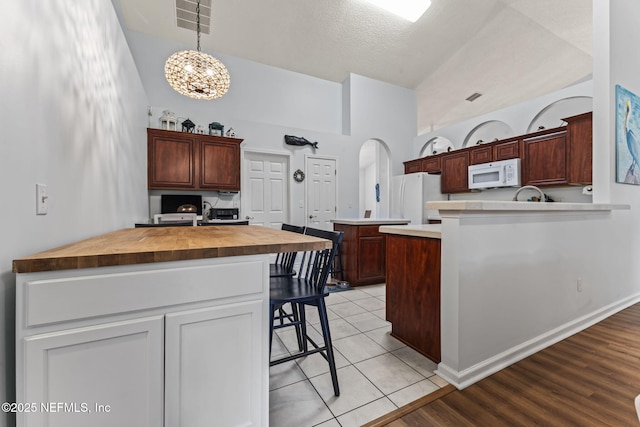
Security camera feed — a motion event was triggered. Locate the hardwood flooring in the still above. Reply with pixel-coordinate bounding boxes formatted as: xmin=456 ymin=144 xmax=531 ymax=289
xmin=366 ymin=303 xmax=640 ymax=426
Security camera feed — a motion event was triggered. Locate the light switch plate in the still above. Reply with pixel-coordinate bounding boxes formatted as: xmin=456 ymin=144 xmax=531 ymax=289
xmin=36 ymin=184 xmax=48 ymax=215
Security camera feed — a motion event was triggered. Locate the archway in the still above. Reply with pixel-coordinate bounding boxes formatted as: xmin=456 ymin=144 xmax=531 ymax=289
xmin=463 ymin=120 xmax=515 ymax=147
xmin=420 ymin=136 xmax=454 ymax=157
xmin=527 ymin=96 xmax=593 ymax=133
xmin=359 ymin=139 xmax=391 ymax=218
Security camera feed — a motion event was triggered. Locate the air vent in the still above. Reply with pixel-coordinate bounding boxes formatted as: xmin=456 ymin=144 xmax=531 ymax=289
xmin=465 ymin=92 xmax=482 ymax=102
xmin=176 ymin=0 xmax=211 ymax=34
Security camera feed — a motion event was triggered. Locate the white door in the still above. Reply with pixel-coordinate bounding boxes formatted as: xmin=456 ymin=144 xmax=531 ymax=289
xmin=306 ymin=156 xmax=337 ymax=230
xmin=243 ymin=151 xmax=290 ymax=228
xmin=165 ymin=300 xmax=265 ymax=427
xmin=23 ymin=316 xmax=164 ymax=427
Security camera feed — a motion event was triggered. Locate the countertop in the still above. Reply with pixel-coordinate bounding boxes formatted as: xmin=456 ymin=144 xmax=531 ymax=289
xmin=13 ymin=226 xmax=331 ymax=273
xmin=331 ymin=218 xmax=411 ymax=225
xmin=379 ymin=224 xmax=442 ymax=239
xmin=427 ymin=200 xmax=630 ymax=212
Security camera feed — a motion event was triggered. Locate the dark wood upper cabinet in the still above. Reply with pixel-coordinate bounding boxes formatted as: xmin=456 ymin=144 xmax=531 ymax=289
xmin=493 ymin=139 xmax=520 ymax=161
xmin=421 ymin=155 xmax=442 ymax=173
xmin=566 ymin=112 xmax=593 ymax=184
xmin=403 ymin=158 xmax=422 ymax=174
xmin=147 ymin=131 xmax=196 ymax=189
xmin=441 ymin=151 xmax=469 ymax=193
xmin=402 ymin=112 xmax=592 ymax=192
xmin=200 ymin=139 xmax=241 ymax=190
xmin=469 ymin=145 xmax=493 ymax=165
xmin=522 ymin=130 xmax=568 ymax=186
xmin=148 ymin=129 xmax=243 ymax=191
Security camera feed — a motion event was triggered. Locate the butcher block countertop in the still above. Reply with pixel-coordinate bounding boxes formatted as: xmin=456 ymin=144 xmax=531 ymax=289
xmin=13 ymin=226 xmax=331 ymax=273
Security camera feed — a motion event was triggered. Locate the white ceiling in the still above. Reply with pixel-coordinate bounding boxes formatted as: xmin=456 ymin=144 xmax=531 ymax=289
xmin=118 ymin=0 xmax=592 ymax=134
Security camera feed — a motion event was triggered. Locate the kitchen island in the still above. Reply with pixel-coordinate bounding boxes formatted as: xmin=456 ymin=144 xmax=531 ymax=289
xmin=392 ymin=201 xmax=631 ymax=391
xmin=13 ymin=226 xmax=330 ymax=427
xmin=331 ymin=219 xmax=409 ymax=286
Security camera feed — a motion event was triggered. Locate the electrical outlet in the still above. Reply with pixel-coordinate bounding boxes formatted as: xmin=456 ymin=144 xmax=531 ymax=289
xmin=36 ymin=184 xmax=48 ymax=215
xmin=577 ymin=278 xmax=583 ymax=292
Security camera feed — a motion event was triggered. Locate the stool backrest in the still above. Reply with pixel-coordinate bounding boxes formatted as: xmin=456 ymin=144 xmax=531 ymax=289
xmin=299 ymin=228 xmax=344 ymax=290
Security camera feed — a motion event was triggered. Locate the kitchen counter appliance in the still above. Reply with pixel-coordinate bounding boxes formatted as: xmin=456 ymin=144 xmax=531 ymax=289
xmin=209 ymin=208 xmax=239 ymax=220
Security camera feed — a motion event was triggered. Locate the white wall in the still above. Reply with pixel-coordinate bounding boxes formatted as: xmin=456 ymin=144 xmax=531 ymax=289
xmin=120 ymin=29 xmax=418 ymax=224
xmin=0 ymin=0 xmax=149 ymax=425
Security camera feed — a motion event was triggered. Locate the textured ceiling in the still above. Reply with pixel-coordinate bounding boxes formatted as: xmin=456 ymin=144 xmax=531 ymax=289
xmin=118 ymin=0 xmax=592 ymax=134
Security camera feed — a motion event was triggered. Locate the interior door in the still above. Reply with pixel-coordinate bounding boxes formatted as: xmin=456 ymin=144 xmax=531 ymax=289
xmin=306 ymin=156 xmax=337 ymax=230
xmin=242 ymin=151 xmax=290 ymax=228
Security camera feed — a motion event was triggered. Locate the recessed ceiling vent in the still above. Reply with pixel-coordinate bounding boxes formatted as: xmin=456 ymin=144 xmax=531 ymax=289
xmin=466 ymin=92 xmax=482 ymax=102
xmin=176 ymin=0 xmax=211 ymax=34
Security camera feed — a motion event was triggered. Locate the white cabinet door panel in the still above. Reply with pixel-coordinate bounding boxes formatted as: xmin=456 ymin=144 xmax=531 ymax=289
xmin=165 ymin=300 xmax=265 ymax=427
xmin=22 ymin=316 xmax=164 ymax=427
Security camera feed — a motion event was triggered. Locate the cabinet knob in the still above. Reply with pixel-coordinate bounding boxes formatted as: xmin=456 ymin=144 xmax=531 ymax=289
xmin=245 ymin=216 xmax=254 ymax=220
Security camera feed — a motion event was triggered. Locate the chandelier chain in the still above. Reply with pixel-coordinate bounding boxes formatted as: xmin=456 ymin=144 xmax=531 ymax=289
xmin=196 ymin=0 xmax=201 ymax=52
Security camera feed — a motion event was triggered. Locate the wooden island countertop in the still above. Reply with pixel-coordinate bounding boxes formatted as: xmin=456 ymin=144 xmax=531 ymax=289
xmin=13 ymin=225 xmax=331 ymax=273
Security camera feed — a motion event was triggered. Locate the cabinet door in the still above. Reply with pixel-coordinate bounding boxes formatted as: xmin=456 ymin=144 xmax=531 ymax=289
xmin=403 ymin=159 xmax=422 ymax=174
xmin=493 ymin=139 xmax=520 ymax=161
xmin=441 ymin=151 xmax=469 ymax=193
xmin=469 ymin=145 xmax=493 ymax=165
xmin=165 ymin=300 xmax=265 ymax=427
xmin=522 ymin=131 xmax=568 ymax=186
xmin=566 ymin=112 xmax=593 ymax=184
xmin=358 ymin=235 xmax=385 ymax=282
xmin=200 ymin=139 xmax=241 ymax=190
xmin=22 ymin=316 xmax=164 ymax=427
xmin=148 ymin=130 xmax=196 ymax=189
xmin=421 ymin=156 xmax=442 ymax=173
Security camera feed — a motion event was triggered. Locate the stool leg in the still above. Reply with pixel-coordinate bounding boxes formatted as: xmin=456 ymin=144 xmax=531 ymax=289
xmin=269 ymin=304 xmax=276 ymax=360
xmin=317 ymin=298 xmax=339 ymax=396
xmin=291 ymin=303 xmax=304 ymax=352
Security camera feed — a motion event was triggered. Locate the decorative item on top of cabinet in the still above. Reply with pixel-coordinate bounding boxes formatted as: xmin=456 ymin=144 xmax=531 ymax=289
xmin=147 ymin=128 xmax=243 ymax=191
xmin=159 ymin=110 xmax=178 ymax=131
xmin=441 ymin=151 xmax=469 ymax=193
xmin=209 ymin=121 xmax=224 ymax=136
xmin=181 ymin=118 xmax=196 ymax=133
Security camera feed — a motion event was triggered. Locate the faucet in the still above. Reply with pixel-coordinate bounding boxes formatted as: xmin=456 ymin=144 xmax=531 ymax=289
xmin=513 ymin=185 xmax=546 ymax=202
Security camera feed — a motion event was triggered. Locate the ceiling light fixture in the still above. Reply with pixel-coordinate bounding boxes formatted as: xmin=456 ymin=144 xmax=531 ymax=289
xmin=361 ymin=0 xmax=432 ymax=22
xmin=165 ymin=0 xmax=230 ymax=100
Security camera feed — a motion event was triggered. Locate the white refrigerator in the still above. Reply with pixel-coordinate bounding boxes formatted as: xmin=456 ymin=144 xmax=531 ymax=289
xmin=391 ymin=172 xmax=446 ymax=224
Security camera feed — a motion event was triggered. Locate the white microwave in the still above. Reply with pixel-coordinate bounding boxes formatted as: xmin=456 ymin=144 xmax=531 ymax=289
xmin=468 ymin=158 xmax=521 ymax=189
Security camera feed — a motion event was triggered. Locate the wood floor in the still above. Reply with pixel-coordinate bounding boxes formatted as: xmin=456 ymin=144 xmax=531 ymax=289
xmin=371 ymin=303 xmax=640 ymax=426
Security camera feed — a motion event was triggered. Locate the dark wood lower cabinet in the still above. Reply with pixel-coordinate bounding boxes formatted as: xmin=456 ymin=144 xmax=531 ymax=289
xmin=333 ymin=222 xmax=407 ymax=286
xmin=386 ymin=234 xmax=441 ymax=362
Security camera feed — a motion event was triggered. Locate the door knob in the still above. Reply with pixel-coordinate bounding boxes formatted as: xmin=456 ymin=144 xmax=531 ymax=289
xmin=309 ymin=215 xmax=316 ymax=219
xmin=245 ymin=216 xmax=254 ymax=220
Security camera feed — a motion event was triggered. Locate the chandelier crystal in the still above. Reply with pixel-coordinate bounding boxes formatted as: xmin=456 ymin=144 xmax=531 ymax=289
xmin=164 ymin=0 xmax=230 ymax=100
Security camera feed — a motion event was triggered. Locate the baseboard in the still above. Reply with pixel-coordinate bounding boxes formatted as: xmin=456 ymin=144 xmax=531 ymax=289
xmin=436 ymin=293 xmax=640 ymax=389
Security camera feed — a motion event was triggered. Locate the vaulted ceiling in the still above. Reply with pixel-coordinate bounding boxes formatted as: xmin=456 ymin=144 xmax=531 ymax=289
xmin=118 ymin=0 xmax=592 ymax=134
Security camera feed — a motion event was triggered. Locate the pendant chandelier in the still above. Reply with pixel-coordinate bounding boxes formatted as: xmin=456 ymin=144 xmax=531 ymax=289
xmin=164 ymin=0 xmax=230 ymax=100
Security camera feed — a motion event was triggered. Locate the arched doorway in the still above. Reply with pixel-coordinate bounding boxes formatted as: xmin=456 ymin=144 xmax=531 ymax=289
xmin=359 ymin=139 xmax=391 ymax=218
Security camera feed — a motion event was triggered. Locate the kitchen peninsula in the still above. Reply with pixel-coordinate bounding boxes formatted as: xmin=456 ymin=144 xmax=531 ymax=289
xmin=13 ymin=226 xmax=330 ymax=427
xmin=381 ymin=201 xmax=630 ymax=391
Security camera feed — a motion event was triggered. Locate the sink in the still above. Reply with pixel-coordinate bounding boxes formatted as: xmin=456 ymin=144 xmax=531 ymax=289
xmin=513 ymin=185 xmax=546 ymax=202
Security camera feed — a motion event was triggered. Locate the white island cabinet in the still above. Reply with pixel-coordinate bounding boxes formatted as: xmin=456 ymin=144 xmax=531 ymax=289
xmin=13 ymin=226 xmax=331 ymax=427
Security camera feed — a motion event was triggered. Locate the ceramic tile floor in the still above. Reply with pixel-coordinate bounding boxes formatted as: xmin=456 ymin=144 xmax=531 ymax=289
xmin=269 ymin=283 xmax=449 ymax=427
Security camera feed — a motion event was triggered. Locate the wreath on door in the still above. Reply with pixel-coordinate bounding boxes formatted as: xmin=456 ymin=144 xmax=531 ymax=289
xmin=293 ymin=169 xmax=305 ymax=182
